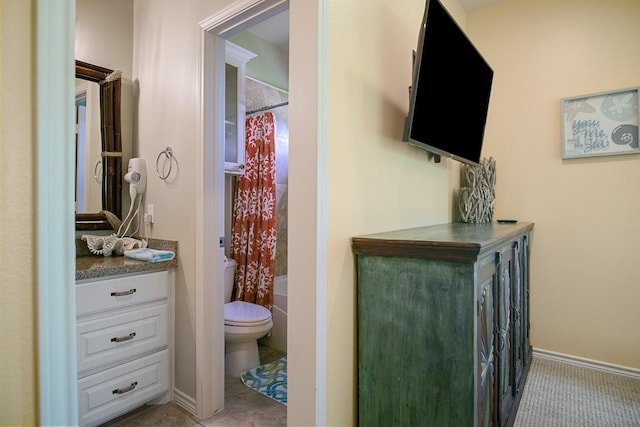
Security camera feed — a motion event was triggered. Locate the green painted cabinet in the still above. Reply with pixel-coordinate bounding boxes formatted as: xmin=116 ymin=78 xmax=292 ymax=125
xmin=352 ymin=222 xmax=533 ymax=427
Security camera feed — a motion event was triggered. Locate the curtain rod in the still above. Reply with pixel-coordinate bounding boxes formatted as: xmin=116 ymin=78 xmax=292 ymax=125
xmin=246 ymin=101 xmax=289 ymax=115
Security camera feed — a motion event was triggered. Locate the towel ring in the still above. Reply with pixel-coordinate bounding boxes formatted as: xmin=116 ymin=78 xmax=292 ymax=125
xmin=156 ymin=147 xmax=174 ymax=180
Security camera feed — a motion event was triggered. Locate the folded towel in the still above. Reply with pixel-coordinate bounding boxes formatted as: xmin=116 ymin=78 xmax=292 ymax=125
xmin=124 ymin=247 xmax=175 ymax=263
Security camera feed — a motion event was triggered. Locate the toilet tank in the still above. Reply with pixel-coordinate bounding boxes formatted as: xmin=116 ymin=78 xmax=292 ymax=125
xmin=224 ymin=258 xmax=236 ymax=303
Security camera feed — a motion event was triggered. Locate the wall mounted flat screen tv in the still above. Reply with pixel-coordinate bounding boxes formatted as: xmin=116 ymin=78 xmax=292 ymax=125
xmin=403 ymin=0 xmax=494 ymax=166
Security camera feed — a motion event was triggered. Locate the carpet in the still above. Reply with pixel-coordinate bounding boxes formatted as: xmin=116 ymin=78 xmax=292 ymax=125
xmin=240 ymin=357 xmax=287 ymax=405
xmin=514 ymin=355 xmax=640 ymax=426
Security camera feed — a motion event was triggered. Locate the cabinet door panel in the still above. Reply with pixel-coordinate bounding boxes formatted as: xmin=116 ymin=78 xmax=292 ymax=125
xmin=522 ymin=236 xmax=531 ymax=365
xmin=357 ymin=255 xmax=476 ymax=427
xmin=496 ymin=250 xmax=514 ymax=426
xmin=477 ymin=258 xmax=497 ymax=427
xmin=224 ymin=42 xmax=255 ymax=174
xmin=512 ymin=241 xmax=524 ymax=391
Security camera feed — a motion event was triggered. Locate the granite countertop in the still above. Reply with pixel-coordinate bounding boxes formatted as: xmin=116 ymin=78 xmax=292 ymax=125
xmin=76 ymin=237 xmax=178 ymax=281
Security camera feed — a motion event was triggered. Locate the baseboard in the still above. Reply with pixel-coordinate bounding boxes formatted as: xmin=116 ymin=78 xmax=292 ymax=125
xmin=533 ymin=348 xmax=640 ymax=380
xmin=172 ymin=388 xmax=197 ymax=416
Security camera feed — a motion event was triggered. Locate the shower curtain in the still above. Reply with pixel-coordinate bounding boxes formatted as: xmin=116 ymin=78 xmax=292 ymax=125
xmin=231 ymin=112 xmax=277 ymax=311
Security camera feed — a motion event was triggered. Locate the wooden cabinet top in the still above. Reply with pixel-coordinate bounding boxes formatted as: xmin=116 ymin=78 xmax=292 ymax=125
xmin=352 ymin=222 xmax=533 ymax=263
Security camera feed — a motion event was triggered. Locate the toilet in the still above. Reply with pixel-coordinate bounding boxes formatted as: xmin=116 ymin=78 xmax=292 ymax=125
xmin=224 ymin=258 xmax=273 ymax=377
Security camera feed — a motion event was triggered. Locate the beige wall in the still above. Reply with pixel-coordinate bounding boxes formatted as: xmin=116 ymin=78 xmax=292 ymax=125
xmin=467 ymin=0 xmax=640 ymax=369
xmin=325 ymin=0 xmax=468 ymax=424
xmin=0 ymin=0 xmax=37 ymax=424
xmin=76 ymin=0 xmax=133 ymax=78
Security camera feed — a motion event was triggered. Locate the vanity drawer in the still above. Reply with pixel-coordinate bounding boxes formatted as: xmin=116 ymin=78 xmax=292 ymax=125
xmin=76 ymin=270 xmax=169 ymax=316
xmin=77 ymin=303 xmax=169 ymax=375
xmin=78 ymin=349 xmax=170 ymax=427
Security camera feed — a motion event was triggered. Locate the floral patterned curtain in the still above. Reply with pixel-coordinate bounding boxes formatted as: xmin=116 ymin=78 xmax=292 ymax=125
xmin=231 ymin=112 xmax=277 ymax=311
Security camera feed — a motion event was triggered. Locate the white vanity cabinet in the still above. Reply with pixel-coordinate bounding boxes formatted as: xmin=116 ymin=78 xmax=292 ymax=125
xmin=76 ymin=269 xmax=174 ymax=427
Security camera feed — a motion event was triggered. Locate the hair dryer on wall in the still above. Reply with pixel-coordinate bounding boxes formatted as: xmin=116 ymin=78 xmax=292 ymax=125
xmin=119 ymin=158 xmax=147 ymax=238
xmin=124 ymin=158 xmax=147 ymax=199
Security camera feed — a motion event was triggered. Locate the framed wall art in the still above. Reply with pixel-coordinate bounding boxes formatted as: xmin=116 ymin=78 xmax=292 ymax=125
xmin=561 ymin=86 xmax=639 ymax=159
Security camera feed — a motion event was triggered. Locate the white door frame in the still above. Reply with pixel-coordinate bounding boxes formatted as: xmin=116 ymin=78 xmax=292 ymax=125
xmin=194 ymin=0 xmax=290 ymax=419
xmin=36 ymin=0 xmax=78 ymax=424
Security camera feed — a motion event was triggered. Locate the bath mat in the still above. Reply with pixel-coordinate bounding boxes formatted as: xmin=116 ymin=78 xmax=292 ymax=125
xmin=240 ymin=357 xmax=287 ymax=405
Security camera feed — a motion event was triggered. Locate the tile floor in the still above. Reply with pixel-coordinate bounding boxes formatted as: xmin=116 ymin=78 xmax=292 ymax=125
xmin=100 ymin=346 xmax=287 ymax=427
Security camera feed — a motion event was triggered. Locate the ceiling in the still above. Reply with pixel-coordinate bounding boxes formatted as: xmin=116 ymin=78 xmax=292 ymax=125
xmin=246 ymin=1 xmax=505 ymax=52
xmin=246 ymin=10 xmax=290 ymax=52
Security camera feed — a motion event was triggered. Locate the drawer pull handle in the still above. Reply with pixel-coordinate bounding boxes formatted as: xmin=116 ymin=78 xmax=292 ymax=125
xmin=110 ymin=288 xmax=136 ymax=297
xmin=112 ymin=382 xmax=138 ymax=395
xmin=111 ymin=332 xmax=136 ymax=343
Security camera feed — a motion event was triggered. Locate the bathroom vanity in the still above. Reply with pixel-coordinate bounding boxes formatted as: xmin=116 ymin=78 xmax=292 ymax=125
xmin=75 ymin=240 xmax=177 ymax=427
xmin=352 ymin=222 xmax=533 ymax=427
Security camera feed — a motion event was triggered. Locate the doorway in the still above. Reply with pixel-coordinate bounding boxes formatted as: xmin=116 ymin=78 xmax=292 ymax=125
xmin=195 ymin=0 xmax=289 ymax=419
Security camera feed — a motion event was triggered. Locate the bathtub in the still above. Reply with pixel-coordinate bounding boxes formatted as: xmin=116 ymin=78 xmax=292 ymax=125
xmin=261 ymin=275 xmax=287 ymax=352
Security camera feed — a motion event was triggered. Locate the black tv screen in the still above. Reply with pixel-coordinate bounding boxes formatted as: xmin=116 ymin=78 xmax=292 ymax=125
xmin=403 ymin=0 xmax=493 ymax=166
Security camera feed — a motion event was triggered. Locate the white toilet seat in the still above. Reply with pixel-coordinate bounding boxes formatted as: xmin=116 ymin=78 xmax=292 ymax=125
xmin=224 ymin=301 xmax=272 ymax=326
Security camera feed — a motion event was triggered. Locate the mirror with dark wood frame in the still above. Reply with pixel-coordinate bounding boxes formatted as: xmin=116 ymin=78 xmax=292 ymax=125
xmin=75 ymin=60 xmax=123 ymax=230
